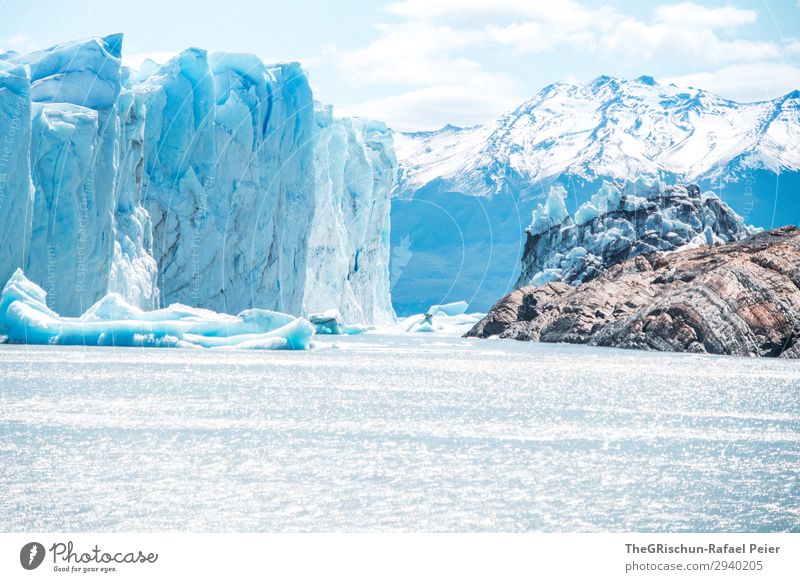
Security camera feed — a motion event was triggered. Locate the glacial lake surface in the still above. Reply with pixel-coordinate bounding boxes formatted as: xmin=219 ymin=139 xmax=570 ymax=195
xmin=1 ymin=334 xmax=799 ymax=532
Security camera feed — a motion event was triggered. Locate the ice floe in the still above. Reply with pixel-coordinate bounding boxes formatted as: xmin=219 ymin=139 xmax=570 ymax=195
xmin=0 ymin=270 xmax=313 ymax=350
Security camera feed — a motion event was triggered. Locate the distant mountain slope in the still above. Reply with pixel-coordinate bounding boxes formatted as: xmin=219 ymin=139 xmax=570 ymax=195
xmin=395 ymin=76 xmax=800 ymax=196
xmin=390 ymin=76 xmax=800 ymax=314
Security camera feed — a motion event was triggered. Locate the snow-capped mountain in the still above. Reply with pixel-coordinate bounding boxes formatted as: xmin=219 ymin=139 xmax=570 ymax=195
xmin=390 ymin=76 xmax=800 ymax=314
xmin=395 ymin=75 xmax=800 ymax=198
xmin=0 ymin=35 xmax=396 ymax=323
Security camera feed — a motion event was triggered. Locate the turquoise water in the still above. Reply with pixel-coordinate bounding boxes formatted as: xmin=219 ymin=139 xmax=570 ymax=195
xmin=1 ymin=335 xmax=799 ymax=531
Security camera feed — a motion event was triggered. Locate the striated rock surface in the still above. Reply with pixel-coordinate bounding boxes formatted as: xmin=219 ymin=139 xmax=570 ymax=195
xmin=517 ymin=182 xmax=757 ymax=288
xmin=467 ymin=226 xmax=800 ymax=358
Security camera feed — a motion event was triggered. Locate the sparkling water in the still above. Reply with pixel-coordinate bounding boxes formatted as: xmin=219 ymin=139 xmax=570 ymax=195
xmin=1 ymin=335 xmax=798 ymax=532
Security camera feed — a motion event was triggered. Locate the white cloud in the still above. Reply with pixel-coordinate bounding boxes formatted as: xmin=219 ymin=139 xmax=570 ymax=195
xmin=653 ymin=2 xmax=758 ymax=29
xmin=387 ymin=0 xmax=606 ymax=28
xmin=326 ymin=1 xmax=793 ymax=129
xmin=599 ymin=16 xmax=780 ymax=65
xmin=329 ymin=22 xmax=483 ymax=87
xmin=338 ymin=82 xmax=524 ymax=132
xmin=5 ymin=34 xmax=30 ymax=47
xmin=2 ymin=34 xmax=36 ymax=53
xmin=662 ymin=62 xmax=800 ymax=102
xmin=122 ymin=51 xmax=179 ymax=70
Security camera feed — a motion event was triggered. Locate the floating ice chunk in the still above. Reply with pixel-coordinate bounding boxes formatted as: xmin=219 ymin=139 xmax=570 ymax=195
xmin=308 ymin=309 xmax=368 ymax=335
xmin=79 ymin=292 xmax=144 ymax=321
xmin=0 ymin=268 xmax=57 ymax=326
xmin=0 ymin=269 xmax=313 ymax=350
xmin=427 ymin=301 xmax=468 ymax=316
xmin=182 ymin=318 xmax=314 ymax=350
xmin=408 ymin=318 xmax=435 ymax=333
xmin=239 ymin=308 xmax=298 ymax=332
xmin=309 ymin=310 xmax=345 ymax=335
xmin=401 ymin=301 xmax=486 ymax=335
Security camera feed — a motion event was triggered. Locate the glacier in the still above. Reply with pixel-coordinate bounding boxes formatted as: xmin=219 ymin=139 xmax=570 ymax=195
xmin=517 ymin=181 xmax=757 ymax=288
xmin=0 ymin=60 xmax=33 ymax=292
xmin=391 ymin=76 xmax=800 ymax=313
xmin=0 ymin=35 xmax=396 ymax=325
xmin=0 ymin=269 xmax=313 ymax=350
xmin=305 ymin=104 xmax=395 ymax=324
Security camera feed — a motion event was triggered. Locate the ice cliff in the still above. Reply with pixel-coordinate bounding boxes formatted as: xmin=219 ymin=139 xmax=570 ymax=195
xmin=0 ymin=35 xmax=396 ymax=323
xmin=306 ymin=105 xmax=394 ymax=324
xmin=516 ymin=182 xmax=758 ymax=288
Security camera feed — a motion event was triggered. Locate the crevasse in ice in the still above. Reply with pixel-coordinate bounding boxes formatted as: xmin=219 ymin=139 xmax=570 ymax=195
xmin=0 ymin=34 xmax=396 ymax=325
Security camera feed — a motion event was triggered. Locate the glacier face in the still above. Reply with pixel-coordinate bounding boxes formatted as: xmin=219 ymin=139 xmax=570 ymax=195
xmin=391 ymin=76 xmax=800 ymax=313
xmin=305 ymin=105 xmax=395 ymax=324
xmin=137 ymin=50 xmax=316 ymax=316
xmin=0 ymin=35 xmax=396 ymax=323
xmin=517 ymin=182 xmax=757 ymax=288
xmin=0 ymin=61 xmax=33 ymax=292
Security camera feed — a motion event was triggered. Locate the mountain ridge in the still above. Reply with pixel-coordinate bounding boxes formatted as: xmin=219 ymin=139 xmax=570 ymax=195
xmin=394 ymin=75 xmax=800 ymax=199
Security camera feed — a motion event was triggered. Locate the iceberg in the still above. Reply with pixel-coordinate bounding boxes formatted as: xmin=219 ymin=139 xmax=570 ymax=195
xmin=402 ymin=301 xmax=484 ymax=334
xmin=427 ymin=301 xmax=468 ymax=316
xmin=0 ymin=35 xmax=396 ymax=326
xmin=308 ymin=309 xmax=369 ymax=335
xmin=0 ymin=269 xmax=313 ymax=350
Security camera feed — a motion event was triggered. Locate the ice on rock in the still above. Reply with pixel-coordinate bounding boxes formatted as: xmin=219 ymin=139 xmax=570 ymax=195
xmin=529 ymin=185 xmax=570 ymax=235
xmin=517 ymin=182 xmax=758 ymax=287
xmin=0 ymin=35 xmax=396 ymax=327
xmin=574 ymin=182 xmax=623 ymax=225
xmin=0 ymin=269 xmax=313 ymax=349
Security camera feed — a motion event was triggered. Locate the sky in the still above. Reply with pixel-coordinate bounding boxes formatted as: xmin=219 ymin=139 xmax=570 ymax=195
xmin=0 ymin=0 xmax=798 ymax=130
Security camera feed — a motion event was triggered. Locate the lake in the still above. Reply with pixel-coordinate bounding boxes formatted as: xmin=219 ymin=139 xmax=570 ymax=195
xmin=1 ymin=334 xmax=798 ymax=531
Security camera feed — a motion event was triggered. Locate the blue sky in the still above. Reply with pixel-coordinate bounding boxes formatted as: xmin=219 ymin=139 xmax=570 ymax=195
xmin=0 ymin=0 xmax=798 ymax=130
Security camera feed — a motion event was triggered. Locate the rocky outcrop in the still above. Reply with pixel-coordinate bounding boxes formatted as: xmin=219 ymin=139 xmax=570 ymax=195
xmin=467 ymin=226 xmax=800 ymax=358
xmin=517 ymin=182 xmax=757 ymax=288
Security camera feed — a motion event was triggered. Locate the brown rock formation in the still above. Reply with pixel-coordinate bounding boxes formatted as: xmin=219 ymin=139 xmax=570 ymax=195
xmin=466 ymin=226 xmax=800 ymax=357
